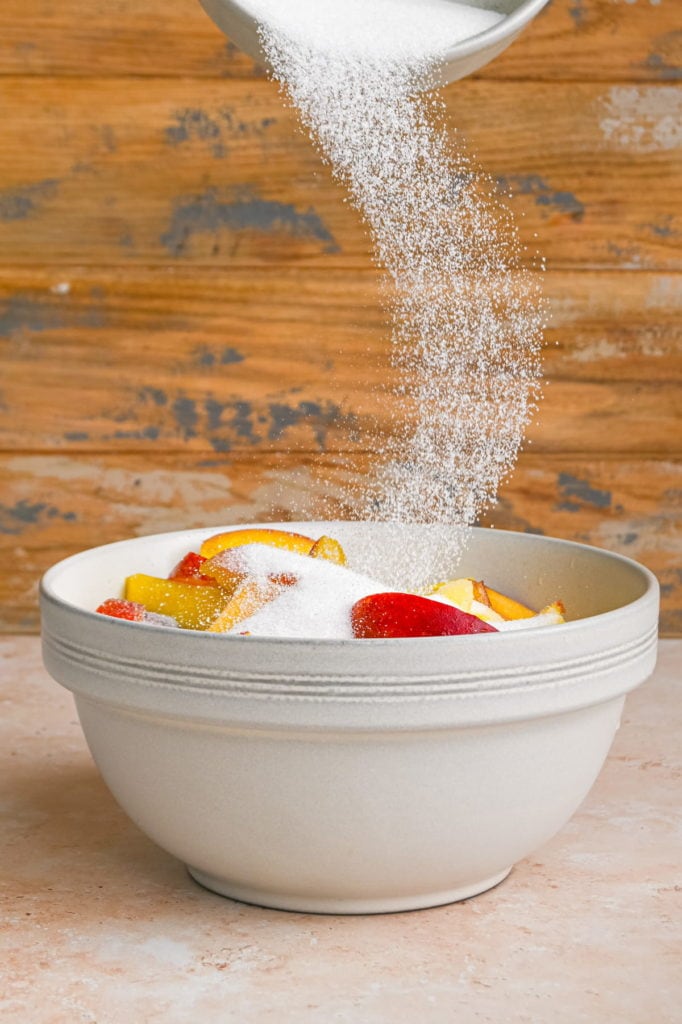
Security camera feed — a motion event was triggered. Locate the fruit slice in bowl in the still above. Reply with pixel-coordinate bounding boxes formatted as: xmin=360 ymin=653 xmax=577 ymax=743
xmin=199 ymin=528 xmax=317 ymax=560
xmin=351 ymin=592 xmax=499 ymax=639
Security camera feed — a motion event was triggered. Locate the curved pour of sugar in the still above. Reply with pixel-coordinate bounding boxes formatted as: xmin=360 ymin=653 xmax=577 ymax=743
xmin=249 ymin=0 xmax=544 ymax=539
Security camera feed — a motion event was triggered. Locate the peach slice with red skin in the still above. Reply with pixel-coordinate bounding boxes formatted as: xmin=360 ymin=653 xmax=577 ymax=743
xmin=351 ymin=592 xmax=498 ymax=639
xmin=169 ymin=551 xmax=216 ymax=584
xmin=96 ymin=599 xmax=146 ymax=622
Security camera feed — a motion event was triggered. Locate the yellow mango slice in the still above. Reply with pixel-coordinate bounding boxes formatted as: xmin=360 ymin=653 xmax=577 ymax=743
xmin=485 ymin=586 xmax=536 ymax=621
xmin=125 ymin=574 xmax=228 ymax=630
xmin=309 ymin=535 xmax=347 ymax=565
xmin=200 ymin=528 xmax=315 ymax=560
xmin=538 ymin=600 xmax=566 ymax=623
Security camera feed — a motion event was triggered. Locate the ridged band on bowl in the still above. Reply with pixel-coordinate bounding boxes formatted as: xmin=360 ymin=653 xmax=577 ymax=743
xmin=39 ymin=523 xmax=660 ymax=731
xmin=43 ymin=624 xmax=657 ymax=698
xmin=42 ymin=621 xmax=658 ymax=731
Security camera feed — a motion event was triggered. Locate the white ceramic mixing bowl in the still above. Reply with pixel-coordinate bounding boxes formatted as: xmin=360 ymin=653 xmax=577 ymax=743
xmin=41 ymin=523 xmax=658 ymax=914
xmin=199 ymin=0 xmax=552 ymax=86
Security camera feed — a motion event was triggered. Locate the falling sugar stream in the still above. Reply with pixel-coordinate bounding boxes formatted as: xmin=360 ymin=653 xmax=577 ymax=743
xmin=245 ymin=0 xmax=545 ymax=551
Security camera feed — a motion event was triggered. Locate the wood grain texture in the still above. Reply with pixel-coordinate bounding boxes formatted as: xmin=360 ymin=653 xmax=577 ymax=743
xmin=1 ymin=0 xmax=680 ymax=633
xmin=2 ymin=452 xmax=679 ymax=634
xmin=1 ymin=268 xmax=680 ymax=455
xmin=0 ymin=78 xmax=680 ymax=270
xmin=0 ymin=0 xmax=679 ymax=82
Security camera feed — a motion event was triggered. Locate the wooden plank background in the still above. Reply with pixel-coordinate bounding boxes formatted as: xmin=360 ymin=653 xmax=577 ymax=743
xmin=1 ymin=0 xmax=680 ymax=633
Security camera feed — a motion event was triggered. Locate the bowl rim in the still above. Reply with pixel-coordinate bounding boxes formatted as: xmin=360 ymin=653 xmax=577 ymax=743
xmin=438 ymin=0 xmax=552 ymax=62
xmin=40 ymin=522 xmax=660 ymax=648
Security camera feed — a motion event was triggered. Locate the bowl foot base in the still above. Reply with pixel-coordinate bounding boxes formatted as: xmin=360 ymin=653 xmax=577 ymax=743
xmin=186 ymin=865 xmax=512 ymax=915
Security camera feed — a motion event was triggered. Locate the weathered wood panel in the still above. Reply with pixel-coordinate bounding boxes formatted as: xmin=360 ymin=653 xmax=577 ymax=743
xmin=1 ymin=268 xmax=680 ymax=455
xmin=0 ymin=1 xmax=679 ymax=638
xmin=0 ymin=79 xmax=679 ymax=270
xmin=0 ymin=0 xmax=678 ymax=83
xmin=2 ymin=452 xmax=678 ymax=634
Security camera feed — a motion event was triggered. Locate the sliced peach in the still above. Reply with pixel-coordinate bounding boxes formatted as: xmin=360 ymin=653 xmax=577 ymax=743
xmin=124 ymin=574 xmax=228 ymax=630
xmin=201 ymin=549 xmax=252 ymax=592
xmin=309 ymin=535 xmax=347 ymax=565
xmin=431 ymin=577 xmax=476 ymax=612
xmin=169 ymin=551 xmax=215 ymax=584
xmin=96 ymin=599 xmax=146 ymax=622
xmin=485 ymin=586 xmax=536 ymax=621
xmin=431 ymin=578 xmax=503 ymax=625
xmin=538 ymin=600 xmax=566 ymax=623
xmin=200 ymin=528 xmax=316 ymax=560
xmin=351 ymin=592 xmax=498 ymax=639
xmin=207 ymin=578 xmax=283 ymax=633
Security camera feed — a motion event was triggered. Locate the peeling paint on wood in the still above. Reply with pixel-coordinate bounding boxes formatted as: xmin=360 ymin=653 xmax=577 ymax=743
xmin=160 ymin=188 xmax=340 ymax=257
xmin=567 ymin=0 xmax=588 ymax=28
xmin=0 ymin=292 xmax=105 ymax=338
xmin=497 ymin=175 xmax=585 ymax=221
xmin=0 ymin=79 xmax=679 ymax=269
xmin=0 ymin=178 xmax=60 ymax=222
xmin=165 ymin=107 xmax=277 ymax=158
xmin=0 ymin=268 xmax=679 ymax=455
xmin=192 ymin=345 xmax=245 ymax=367
xmin=0 ymin=500 xmax=77 ymax=534
xmin=639 ymin=53 xmax=682 ymax=82
xmin=556 ymin=473 xmax=612 ymax=512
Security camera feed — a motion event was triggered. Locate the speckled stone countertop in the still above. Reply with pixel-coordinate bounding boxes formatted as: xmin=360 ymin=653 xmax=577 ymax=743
xmin=1 ymin=636 xmax=679 ymax=1023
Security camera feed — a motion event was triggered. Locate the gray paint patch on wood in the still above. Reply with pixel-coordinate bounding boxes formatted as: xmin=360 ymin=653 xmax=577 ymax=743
xmin=172 ymin=396 xmax=200 ymax=439
xmin=267 ymin=400 xmax=360 ymax=450
xmin=193 ymin=345 xmax=246 ymax=367
xmin=496 ymin=175 xmax=585 ymax=220
xmin=639 ymin=53 xmax=682 ymax=82
xmin=556 ymin=472 xmax=612 ymax=511
xmin=0 ymin=178 xmax=60 ymax=221
xmin=165 ymin=107 xmax=277 ymax=159
xmin=160 ymin=188 xmax=340 ymax=256
xmin=0 ymin=500 xmax=77 ymax=534
xmin=0 ymin=294 xmax=105 ymax=338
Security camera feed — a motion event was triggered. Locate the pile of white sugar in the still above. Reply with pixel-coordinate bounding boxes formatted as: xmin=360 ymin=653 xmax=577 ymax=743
xmin=224 ymin=544 xmax=387 ymax=638
xmin=247 ymin=0 xmax=544 ymax=532
xmin=246 ymin=0 xmax=504 ymax=63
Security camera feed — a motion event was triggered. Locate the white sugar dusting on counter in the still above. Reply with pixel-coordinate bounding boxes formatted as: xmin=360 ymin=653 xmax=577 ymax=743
xmin=246 ymin=0 xmax=544 ymax=534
